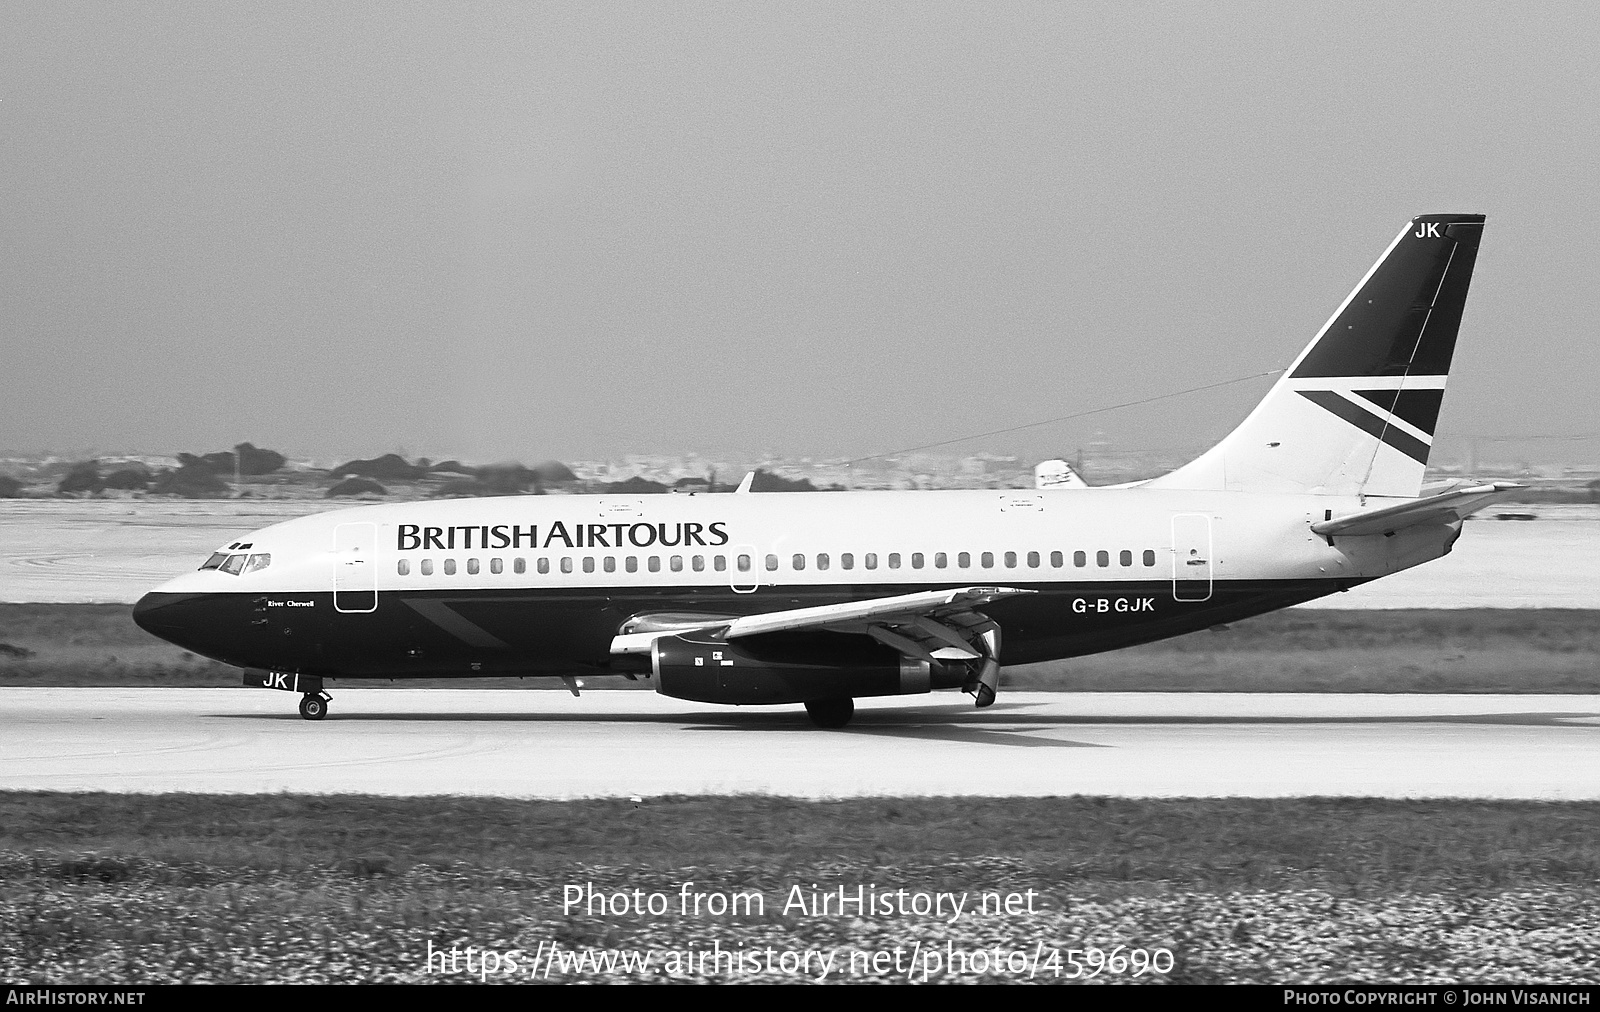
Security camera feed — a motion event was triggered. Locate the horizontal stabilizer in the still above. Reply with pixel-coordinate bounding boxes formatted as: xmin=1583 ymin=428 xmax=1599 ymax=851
xmin=1311 ymin=482 xmax=1523 ymax=537
xmin=609 ymin=586 xmax=1033 ymax=654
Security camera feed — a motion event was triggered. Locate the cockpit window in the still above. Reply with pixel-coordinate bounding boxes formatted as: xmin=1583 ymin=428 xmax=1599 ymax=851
xmin=202 ymin=550 xmax=272 ymax=575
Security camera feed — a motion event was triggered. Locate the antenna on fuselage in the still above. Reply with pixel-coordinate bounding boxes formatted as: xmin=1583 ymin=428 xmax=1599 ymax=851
xmin=735 ymin=472 xmax=755 ymax=494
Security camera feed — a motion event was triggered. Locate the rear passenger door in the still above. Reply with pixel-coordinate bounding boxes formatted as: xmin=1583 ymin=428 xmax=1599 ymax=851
xmin=1170 ymin=515 xmax=1212 ymax=602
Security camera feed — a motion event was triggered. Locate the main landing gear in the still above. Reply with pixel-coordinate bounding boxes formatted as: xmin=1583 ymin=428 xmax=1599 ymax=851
xmin=804 ymin=697 xmax=854 ymax=728
xmin=298 ymin=692 xmax=331 ymax=721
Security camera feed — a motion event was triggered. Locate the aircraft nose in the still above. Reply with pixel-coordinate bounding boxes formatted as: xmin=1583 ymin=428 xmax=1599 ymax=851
xmin=132 ymin=592 xmax=211 ymax=649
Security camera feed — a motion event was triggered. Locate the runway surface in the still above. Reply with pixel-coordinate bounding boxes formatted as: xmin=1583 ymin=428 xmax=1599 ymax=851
xmin=4 ymin=688 xmax=1598 ymax=799
xmin=4 ymin=500 xmax=1598 ymax=607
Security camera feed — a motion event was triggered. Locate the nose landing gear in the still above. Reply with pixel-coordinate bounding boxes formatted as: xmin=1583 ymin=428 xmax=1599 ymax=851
xmin=244 ymin=670 xmax=332 ymax=720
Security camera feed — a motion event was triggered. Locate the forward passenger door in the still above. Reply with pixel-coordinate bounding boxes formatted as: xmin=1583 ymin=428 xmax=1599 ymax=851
xmin=334 ymin=522 xmax=378 ymax=613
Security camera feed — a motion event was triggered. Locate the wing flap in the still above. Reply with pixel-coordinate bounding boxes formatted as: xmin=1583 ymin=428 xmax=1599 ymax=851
xmin=609 ymin=586 xmax=1033 ymax=655
xmin=1311 ymin=481 xmax=1523 ymax=537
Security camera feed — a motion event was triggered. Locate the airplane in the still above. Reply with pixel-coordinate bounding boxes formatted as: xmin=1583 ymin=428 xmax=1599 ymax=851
xmin=133 ymin=212 xmax=1516 ymax=727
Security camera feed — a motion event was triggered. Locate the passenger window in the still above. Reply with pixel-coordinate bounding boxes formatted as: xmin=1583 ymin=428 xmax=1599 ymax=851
xmin=397 ymin=559 xmax=410 ymax=576
xmin=421 ymin=559 xmax=433 ymax=576
xmin=560 ymin=558 xmax=573 ymax=574
xmin=737 ymin=555 xmax=750 ymax=572
xmin=1143 ymin=550 xmax=1156 ymax=567
xmin=490 ymin=558 xmax=503 ymax=574
xmin=888 ymin=553 xmax=901 ymax=569
xmin=444 ymin=559 xmax=457 ymax=575
xmin=958 ymin=552 xmax=970 ymax=568
xmin=537 ymin=558 xmax=550 ymax=575
xmin=583 ymin=557 xmax=595 ymax=573
xmin=792 ymin=554 xmax=806 ymax=570
xmin=817 ymin=553 xmax=829 ymax=571
xmin=911 ymin=553 xmax=923 ymax=569
xmin=1004 ymin=551 xmax=1017 ymax=568
xmin=1051 ymin=551 xmax=1063 ymax=568
xmin=626 ymin=556 xmax=638 ymax=573
xmin=670 ymin=556 xmax=683 ymax=572
xmin=765 ymin=555 xmax=778 ymax=571
xmin=841 ymin=553 xmax=853 ymax=570
xmin=1074 ymin=551 xmax=1086 ymax=567
xmin=1120 ymin=550 xmax=1132 ymax=567
xmin=1027 ymin=551 xmax=1040 ymax=568
xmin=692 ymin=555 xmax=705 ymax=572
xmin=467 ymin=558 xmax=480 ymax=575
xmin=221 ymin=554 xmax=247 ymax=576
xmin=865 ymin=553 xmax=878 ymax=570
xmin=981 ymin=552 xmax=994 ymax=568
xmin=934 ymin=552 xmax=947 ymax=569
xmin=514 ymin=558 xmax=526 ymax=574
xmin=715 ymin=555 xmax=727 ymax=572
xmin=648 ymin=556 xmax=661 ymax=573
xmin=1097 ymin=550 xmax=1109 ymax=567
xmin=604 ymin=556 xmax=616 ymax=573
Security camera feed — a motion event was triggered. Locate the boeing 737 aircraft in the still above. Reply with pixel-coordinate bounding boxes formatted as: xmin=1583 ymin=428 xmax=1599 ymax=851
xmin=134 ymin=213 xmax=1512 ymax=726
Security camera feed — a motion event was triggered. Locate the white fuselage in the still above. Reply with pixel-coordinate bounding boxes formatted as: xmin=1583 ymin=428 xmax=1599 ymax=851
xmin=137 ymin=486 xmax=1457 ymax=683
xmin=150 ymin=487 xmax=1443 ymax=601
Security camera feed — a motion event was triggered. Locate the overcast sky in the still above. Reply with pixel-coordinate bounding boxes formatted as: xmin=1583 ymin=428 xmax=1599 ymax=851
xmin=3 ymin=2 xmax=1597 ymax=466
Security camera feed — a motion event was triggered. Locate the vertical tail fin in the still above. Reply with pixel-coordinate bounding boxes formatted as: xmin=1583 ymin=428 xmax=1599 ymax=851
xmin=1147 ymin=213 xmax=1485 ymax=498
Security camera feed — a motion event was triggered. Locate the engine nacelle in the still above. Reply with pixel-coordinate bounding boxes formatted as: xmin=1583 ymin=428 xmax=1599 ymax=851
xmin=651 ymin=631 xmax=964 ymax=705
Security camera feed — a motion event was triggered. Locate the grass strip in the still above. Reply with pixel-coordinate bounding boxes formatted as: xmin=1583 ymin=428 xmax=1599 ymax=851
xmin=4 ymin=605 xmax=1600 ymax=693
xmin=5 ymin=794 xmax=1600 ymax=984
xmin=4 ymin=793 xmax=1599 ymax=891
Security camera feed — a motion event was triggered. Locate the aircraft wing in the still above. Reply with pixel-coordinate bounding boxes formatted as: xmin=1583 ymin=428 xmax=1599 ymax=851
xmin=609 ymin=586 xmax=1033 ymax=657
xmin=1311 ymin=482 xmax=1524 ymax=538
